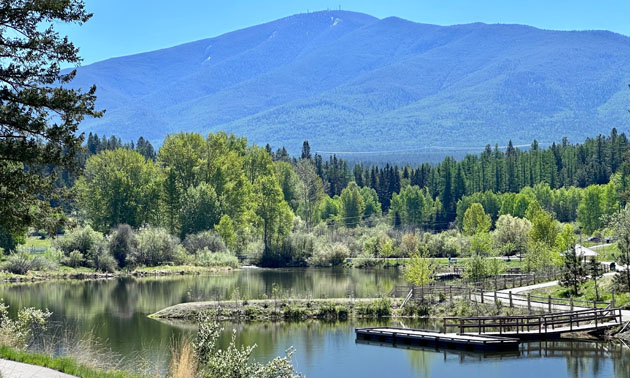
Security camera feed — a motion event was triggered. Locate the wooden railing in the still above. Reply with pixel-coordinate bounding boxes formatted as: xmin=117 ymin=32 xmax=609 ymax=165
xmin=443 ymin=307 xmax=623 ymax=335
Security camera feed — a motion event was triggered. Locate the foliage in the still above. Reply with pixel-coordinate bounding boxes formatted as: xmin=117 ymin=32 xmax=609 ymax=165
xmin=308 ymin=243 xmax=350 ymax=267
xmin=2 ymin=248 xmax=54 ymax=274
xmin=78 ymin=149 xmax=160 ymax=232
xmin=339 ymin=182 xmax=365 ymax=228
xmin=194 ymin=316 xmax=301 ymax=378
xmin=492 ymin=215 xmax=531 ymax=256
xmin=609 ymin=205 xmax=630 ymax=292
xmin=464 ymin=254 xmax=488 ymax=281
xmin=179 ymin=182 xmax=221 ymax=238
xmin=182 ymin=231 xmax=227 ymax=255
xmin=355 ymin=298 xmax=392 ymax=317
xmin=215 ymin=215 xmax=236 ymax=250
xmin=559 ymin=245 xmax=588 ymax=296
xmin=108 ymin=224 xmax=136 ymax=268
xmin=0 ymin=300 xmax=51 ymax=349
xmin=195 ymin=249 xmax=239 ymax=268
xmin=404 ymin=251 xmax=435 ymax=287
xmin=462 ymin=203 xmax=491 ymax=236
xmin=0 ymin=0 xmax=100 ymax=238
xmin=130 ymin=227 xmax=181 ymax=267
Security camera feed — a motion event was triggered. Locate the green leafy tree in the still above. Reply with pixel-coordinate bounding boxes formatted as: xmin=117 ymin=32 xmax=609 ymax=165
xmin=179 ymin=183 xmax=221 ymax=238
xmin=493 ymin=214 xmax=531 ymax=256
xmin=0 ymin=0 xmax=101 ymax=238
xmin=360 ymin=186 xmax=382 ymax=219
xmin=255 ymin=175 xmax=293 ymax=257
xmin=339 ymin=182 xmax=365 ymax=228
xmin=215 ymin=215 xmax=236 ymax=250
xmin=295 ymin=159 xmax=324 ymax=229
xmin=578 ymin=185 xmax=604 ymax=235
xmin=462 ymin=203 xmax=491 ymax=236
xmin=529 ymin=210 xmax=558 ymax=246
xmin=464 ymin=254 xmax=488 ymax=281
xmin=77 ymin=149 xmax=160 ymax=232
xmin=404 ymin=251 xmax=435 ymax=287
xmin=609 ymin=205 xmax=630 ymax=292
xmin=318 ymin=196 xmax=339 ymax=223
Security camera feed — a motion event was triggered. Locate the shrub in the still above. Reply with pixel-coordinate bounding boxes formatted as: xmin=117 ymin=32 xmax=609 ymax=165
xmin=54 ymin=225 xmax=105 ymax=257
xmin=63 ymin=250 xmax=85 ymax=268
xmin=316 ymin=303 xmax=348 ymax=320
xmin=401 ymin=302 xmax=430 ymax=317
xmin=195 ymin=249 xmax=239 ymax=268
xmin=2 ymin=248 xmax=55 ymax=274
xmin=308 ymin=243 xmax=349 ymax=267
xmin=130 ymin=226 xmax=180 ymax=267
xmin=108 ymin=224 xmax=136 ymax=268
xmin=183 ymin=231 xmax=226 ymax=254
xmin=0 ymin=300 xmax=51 ymax=349
xmin=283 ymin=306 xmax=308 ymax=320
xmin=356 ymin=298 xmax=391 ymax=317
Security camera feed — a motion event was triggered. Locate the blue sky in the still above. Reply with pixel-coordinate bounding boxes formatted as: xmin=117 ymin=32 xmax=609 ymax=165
xmin=58 ymin=0 xmax=630 ymax=65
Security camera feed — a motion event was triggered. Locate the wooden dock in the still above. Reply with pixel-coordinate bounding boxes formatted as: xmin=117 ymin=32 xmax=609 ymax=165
xmin=355 ymin=327 xmax=520 ymax=352
xmin=443 ymin=307 xmax=623 ymax=340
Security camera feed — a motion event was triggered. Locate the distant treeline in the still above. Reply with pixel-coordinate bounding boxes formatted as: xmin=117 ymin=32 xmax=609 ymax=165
xmin=79 ymin=128 xmax=629 ymax=230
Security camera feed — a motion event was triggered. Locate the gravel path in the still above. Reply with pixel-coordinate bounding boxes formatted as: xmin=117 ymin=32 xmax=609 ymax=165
xmin=0 ymin=359 xmax=77 ymax=378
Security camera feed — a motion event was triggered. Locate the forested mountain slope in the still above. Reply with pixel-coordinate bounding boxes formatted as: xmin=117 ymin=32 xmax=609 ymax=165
xmin=68 ymin=11 xmax=630 ymax=157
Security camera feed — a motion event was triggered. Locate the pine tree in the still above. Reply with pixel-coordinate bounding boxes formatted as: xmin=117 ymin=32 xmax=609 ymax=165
xmin=559 ymin=245 xmax=587 ymax=296
xmin=588 ymin=256 xmax=604 ymax=301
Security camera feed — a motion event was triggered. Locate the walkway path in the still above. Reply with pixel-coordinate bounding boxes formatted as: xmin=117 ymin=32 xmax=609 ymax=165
xmin=488 ymin=272 xmax=630 ymax=322
xmin=0 ymin=359 xmax=77 ymax=378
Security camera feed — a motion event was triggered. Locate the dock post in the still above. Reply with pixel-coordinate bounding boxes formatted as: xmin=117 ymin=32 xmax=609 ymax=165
xmin=593 ymin=300 xmax=597 ymax=309
xmin=595 ymin=310 xmax=598 ymax=327
xmin=612 ymin=290 xmax=615 ymax=308
xmin=443 ymin=318 xmax=446 ymax=333
xmin=548 ymin=296 xmax=552 ymax=313
xmin=570 ymin=297 xmax=573 ymax=312
xmin=449 ymin=286 xmax=453 ymax=302
xmin=509 ymin=291 xmax=513 ymax=308
xmin=527 ymin=293 xmax=531 ymax=312
xmin=481 ymin=289 xmax=484 ymax=304
xmin=494 ymin=290 xmax=498 ymax=303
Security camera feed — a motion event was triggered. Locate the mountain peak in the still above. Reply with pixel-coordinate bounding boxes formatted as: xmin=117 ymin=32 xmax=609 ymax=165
xmin=70 ymin=12 xmax=630 ymax=159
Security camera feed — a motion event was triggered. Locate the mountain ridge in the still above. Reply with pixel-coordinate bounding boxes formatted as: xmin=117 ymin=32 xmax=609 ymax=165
xmin=67 ymin=10 xmax=630 ymax=158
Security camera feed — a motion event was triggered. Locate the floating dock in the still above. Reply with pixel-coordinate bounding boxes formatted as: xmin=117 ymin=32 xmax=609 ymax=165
xmin=355 ymin=327 xmax=520 ymax=352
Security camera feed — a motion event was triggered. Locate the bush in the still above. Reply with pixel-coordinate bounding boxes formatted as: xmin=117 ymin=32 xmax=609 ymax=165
xmin=2 ymin=248 xmax=55 ymax=274
xmin=308 ymin=243 xmax=349 ymax=267
xmin=54 ymin=225 xmax=104 ymax=257
xmin=0 ymin=300 xmax=51 ymax=349
xmin=62 ymin=250 xmax=84 ymax=268
xmin=129 ymin=227 xmax=180 ymax=267
xmin=108 ymin=224 xmax=136 ymax=268
xmin=317 ymin=303 xmax=349 ymax=320
xmin=183 ymin=231 xmax=226 ymax=254
xmin=355 ymin=298 xmax=392 ymax=317
xmin=195 ymin=249 xmax=239 ymax=268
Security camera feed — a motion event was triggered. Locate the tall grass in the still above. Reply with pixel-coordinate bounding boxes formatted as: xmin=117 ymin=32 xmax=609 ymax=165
xmin=169 ymin=339 xmax=197 ymax=378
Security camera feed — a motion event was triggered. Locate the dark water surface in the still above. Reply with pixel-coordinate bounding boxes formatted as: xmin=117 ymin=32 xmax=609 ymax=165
xmin=0 ymin=268 xmax=628 ymax=377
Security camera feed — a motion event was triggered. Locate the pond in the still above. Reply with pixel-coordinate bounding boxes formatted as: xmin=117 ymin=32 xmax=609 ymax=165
xmin=0 ymin=268 xmax=628 ymax=377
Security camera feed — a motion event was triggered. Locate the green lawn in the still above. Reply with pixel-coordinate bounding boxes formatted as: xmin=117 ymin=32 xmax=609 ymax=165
xmin=0 ymin=345 xmax=149 ymax=378
xmin=527 ymin=275 xmax=630 ymax=309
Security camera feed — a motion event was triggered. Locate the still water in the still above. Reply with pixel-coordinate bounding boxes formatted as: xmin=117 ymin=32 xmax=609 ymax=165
xmin=0 ymin=268 xmax=628 ymax=377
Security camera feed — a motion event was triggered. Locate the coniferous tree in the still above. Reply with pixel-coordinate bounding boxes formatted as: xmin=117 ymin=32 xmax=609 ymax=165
xmin=559 ymin=245 xmax=587 ymax=296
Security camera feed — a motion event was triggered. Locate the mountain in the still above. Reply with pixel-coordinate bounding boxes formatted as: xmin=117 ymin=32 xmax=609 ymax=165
xmin=68 ymin=10 xmax=630 ymax=158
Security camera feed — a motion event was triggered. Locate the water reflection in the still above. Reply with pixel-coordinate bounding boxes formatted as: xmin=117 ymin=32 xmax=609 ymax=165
xmin=0 ymin=269 xmax=627 ymax=377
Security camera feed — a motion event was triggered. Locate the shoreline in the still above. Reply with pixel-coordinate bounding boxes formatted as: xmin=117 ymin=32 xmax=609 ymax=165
xmin=0 ymin=265 xmax=238 ymax=283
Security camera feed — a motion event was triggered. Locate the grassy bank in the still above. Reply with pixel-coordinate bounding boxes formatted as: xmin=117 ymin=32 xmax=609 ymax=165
xmin=0 ymin=345 xmax=148 ymax=378
xmin=151 ymin=296 xmax=540 ymax=322
xmin=0 ymin=265 xmax=237 ymax=283
xmin=525 ymin=276 xmax=630 ymax=309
